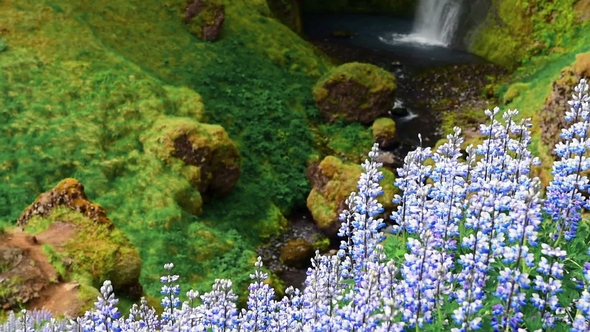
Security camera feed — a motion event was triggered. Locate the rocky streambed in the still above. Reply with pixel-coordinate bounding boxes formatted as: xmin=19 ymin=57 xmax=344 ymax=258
xmin=257 ymin=26 xmax=510 ymax=295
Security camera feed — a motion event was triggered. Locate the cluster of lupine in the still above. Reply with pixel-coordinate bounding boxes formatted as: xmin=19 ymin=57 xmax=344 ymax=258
xmin=3 ymin=78 xmax=590 ymax=331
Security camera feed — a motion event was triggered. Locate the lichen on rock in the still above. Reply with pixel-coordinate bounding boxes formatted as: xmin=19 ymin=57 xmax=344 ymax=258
xmin=17 ymin=178 xmax=112 ymax=230
xmin=312 ymin=62 xmax=397 ymax=125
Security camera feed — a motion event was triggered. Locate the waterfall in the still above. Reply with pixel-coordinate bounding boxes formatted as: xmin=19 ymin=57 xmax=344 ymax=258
xmin=413 ymin=0 xmax=462 ymax=46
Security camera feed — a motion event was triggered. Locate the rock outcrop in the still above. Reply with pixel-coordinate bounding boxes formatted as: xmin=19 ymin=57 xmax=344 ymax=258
xmin=3 ymin=186 xmax=143 ymax=316
xmin=312 ymin=62 xmax=397 ymax=125
xmin=185 ymin=0 xmax=225 ymax=41
xmin=280 ymin=238 xmax=314 ymax=269
xmin=306 ymin=155 xmax=398 ymax=237
xmin=17 ymin=178 xmax=112 ymax=230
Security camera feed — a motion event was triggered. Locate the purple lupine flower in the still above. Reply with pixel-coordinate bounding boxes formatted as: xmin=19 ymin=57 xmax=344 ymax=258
xmin=239 ymin=257 xmax=277 ymax=331
xmin=160 ymin=263 xmax=181 ymax=324
xmin=88 ymin=280 xmax=122 ymax=332
xmin=545 ymin=78 xmax=590 ymax=243
xmin=200 ymin=279 xmax=238 ymax=331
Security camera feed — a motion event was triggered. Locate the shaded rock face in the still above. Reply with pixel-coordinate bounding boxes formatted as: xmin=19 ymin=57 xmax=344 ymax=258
xmin=539 ymin=52 xmax=590 ymax=158
xmin=17 ymin=178 xmax=112 ymax=230
xmin=451 ymin=0 xmax=492 ymax=51
xmin=185 ymin=0 xmax=225 ymax=41
xmin=280 ymin=238 xmax=315 ymax=269
xmin=312 ymin=62 xmax=396 ymax=125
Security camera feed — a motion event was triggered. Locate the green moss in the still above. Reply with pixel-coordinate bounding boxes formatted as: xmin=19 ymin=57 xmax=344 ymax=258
xmin=0 ymin=0 xmax=331 ymax=303
xmin=313 ymin=62 xmax=397 ymax=100
xmin=470 ymin=0 xmax=589 ymax=68
xmin=372 ymin=117 xmax=396 ymax=137
xmin=42 ymin=244 xmax=67 ymax=280
xmin=311 ymin=234 xmax=331 ymax=252
xmin=503 ymin=82 xmax=531 ymax=104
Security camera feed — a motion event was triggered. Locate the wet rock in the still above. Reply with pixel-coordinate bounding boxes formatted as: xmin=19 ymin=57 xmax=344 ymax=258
xmin=390 ymin=106 xmax=409 ymax=117
xmin=280 ymin=238 xmax=315 ymax=269
xmin=16 ymin=178 xmax=113 ymax=230
xmin=312 ymin=62 xmax=397 ymax=124
xmin=185 ymin=0 xmax=225 ymax=41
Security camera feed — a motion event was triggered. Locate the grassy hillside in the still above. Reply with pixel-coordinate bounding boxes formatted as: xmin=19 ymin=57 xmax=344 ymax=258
xmin=0 ymin=0 xmax=334 ymax=301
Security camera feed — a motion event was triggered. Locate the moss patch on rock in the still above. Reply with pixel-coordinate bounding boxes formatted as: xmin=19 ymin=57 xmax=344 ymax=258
xmin=185 ymin=0 xmax=226 ymax=41
xmin=372 ymin=117 xmax=397 ymax=150
xmin=306 ymin=155 xmax=399 ymax=237
xmin=312 ymin=62 xmax=397 ymax=124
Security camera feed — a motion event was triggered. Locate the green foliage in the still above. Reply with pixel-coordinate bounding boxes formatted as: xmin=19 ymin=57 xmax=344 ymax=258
xmin=0 ymin=39 xmax=6 ymax=52
xmin=41 ymin=244 xmax=67 ymax=280
xmin=313 ymin=120 xmax=375 ymax=163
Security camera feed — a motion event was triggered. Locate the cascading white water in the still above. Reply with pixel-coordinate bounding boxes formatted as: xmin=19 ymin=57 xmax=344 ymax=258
xmin=413 ymin=0 xmax=462 ymax=46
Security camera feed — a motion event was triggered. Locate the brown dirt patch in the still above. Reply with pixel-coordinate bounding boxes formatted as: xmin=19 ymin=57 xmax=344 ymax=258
xmin=1 ymin=223 xmax=87 ymax=318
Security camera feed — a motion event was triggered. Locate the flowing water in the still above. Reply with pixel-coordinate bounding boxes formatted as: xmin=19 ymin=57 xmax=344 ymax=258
xmin=412 ymin=0 xmax=463 ymax=46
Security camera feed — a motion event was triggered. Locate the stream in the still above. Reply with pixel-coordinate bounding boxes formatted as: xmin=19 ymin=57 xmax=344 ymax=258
xmin=257 ymin=12 xmax=510 ymax=294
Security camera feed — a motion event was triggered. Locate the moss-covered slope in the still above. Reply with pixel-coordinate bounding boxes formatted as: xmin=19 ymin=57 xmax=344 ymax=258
xmin=463 ymin=0 xmax=590 ymax=69
xmin=0 ymin=0 xmax=332 ymax=301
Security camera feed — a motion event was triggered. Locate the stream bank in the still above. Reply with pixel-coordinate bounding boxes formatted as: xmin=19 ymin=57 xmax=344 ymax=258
xmin=257 ymin=12 xmax=511 ymax=294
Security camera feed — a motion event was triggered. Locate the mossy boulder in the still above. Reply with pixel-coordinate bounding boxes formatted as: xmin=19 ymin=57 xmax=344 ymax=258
xmin=15 ymin=197 xmax=143 ymax=302
xmin=312 ymin=62 xmax=397 ymax=125
xmin=372 ymin=117 xmax=398 ymax=150
xmin=141 ymin=117 xmax=241 ymax=202
xmin=280 ymin=238 xmax=314 ymax=268
xmin=185 ymin=0 xmax=225 ymax=41
xmin=302 ymin=0 xmax=416 ymax=17
xmin=306 ymin=155 xmax=398 ymax=237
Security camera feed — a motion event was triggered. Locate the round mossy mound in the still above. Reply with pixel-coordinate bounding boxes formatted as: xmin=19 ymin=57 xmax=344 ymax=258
xmin=141 ymin=116 xmax=241 ymax=198
xmin=372 ymin=117 xmax=398 ymax=150
xmin=312 ymin=62 xmax=397 ymax=125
